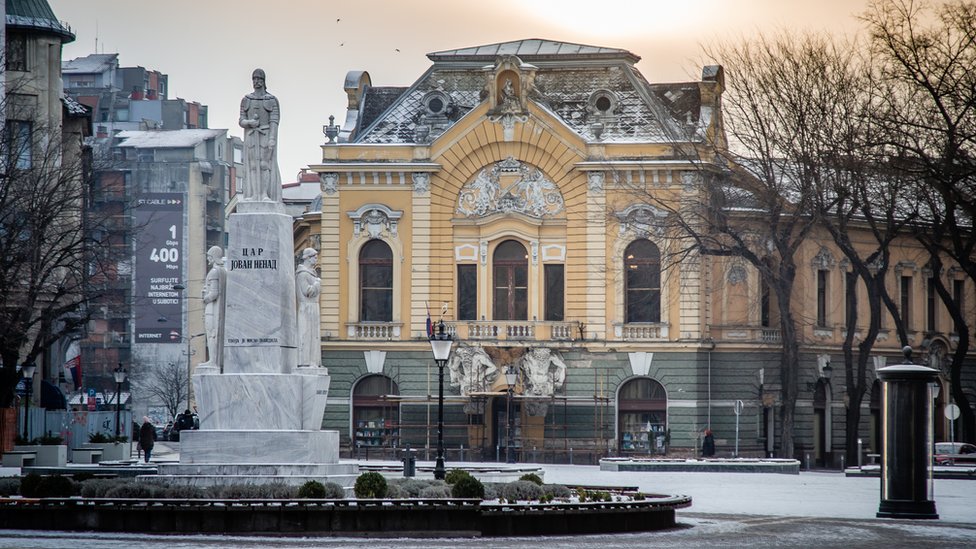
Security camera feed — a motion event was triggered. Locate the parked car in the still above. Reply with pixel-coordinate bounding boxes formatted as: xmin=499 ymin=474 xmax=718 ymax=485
xmin=934 ymin=442 xmax=976 ymax=465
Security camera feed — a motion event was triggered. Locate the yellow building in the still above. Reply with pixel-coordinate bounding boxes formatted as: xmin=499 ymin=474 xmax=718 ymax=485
xmin=300 ymin=39 xmax=974 ymax=465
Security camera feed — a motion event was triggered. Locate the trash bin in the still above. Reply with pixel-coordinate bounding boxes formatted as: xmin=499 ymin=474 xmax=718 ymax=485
xmin=402 ymin=447 xmax=416 ymax=477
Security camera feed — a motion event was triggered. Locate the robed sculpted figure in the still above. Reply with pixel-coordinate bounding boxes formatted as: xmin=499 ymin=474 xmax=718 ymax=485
xmin=296 ymin=247 xmax=322 ymax=367
xmin=202 ymin=246 xmax=227 ymax=369
xmin=239 ymin=68 xmax=281 ymax=202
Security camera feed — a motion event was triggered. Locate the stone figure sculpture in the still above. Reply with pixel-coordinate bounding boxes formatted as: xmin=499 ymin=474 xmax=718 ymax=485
xmin=239 ymin=68 xmax=281 ymax=202
xmin=202 ymin=246 xmax=226 ymax=369
xmin=296 ymin=247 xmax=322 ymax=367
xmin=518 ymin=347 xmax=567 ymax=416
xmin=447 ymin=346 xmax=498 ymax=414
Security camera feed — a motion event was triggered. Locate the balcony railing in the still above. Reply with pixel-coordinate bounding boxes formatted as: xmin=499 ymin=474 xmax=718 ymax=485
xmin=613 ymin=323 xmax=668 ymax=340
xmin=346 ymin=322 xmax=402 ymax=340
xmin=713 ymin=325 xmax=781 ymax=343
xmin=450 ymin=321 xmax=580 ymax=342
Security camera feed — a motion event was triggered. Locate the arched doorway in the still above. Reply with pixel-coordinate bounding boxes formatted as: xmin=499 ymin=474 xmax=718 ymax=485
xmin=352 ymin=375 xmax=399 ymax=450
xmin=617 ymin=378 xmax=667 ymax=454
xmin=813 ymin=379 xmax=831 ymax=466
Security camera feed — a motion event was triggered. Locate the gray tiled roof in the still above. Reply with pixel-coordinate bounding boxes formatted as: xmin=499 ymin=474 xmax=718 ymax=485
xmin=5 ymin=0 xmax=74 ymax=41
xmin=428 ymin=38 xmax=639 ymax=63
xmin=63 ymin=53 xmax=119 ymax=75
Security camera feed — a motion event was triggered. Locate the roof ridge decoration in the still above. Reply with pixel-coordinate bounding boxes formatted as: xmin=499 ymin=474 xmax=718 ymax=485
xmin=456 ymin=157 xmax=564 ymax=219
xmin=428 ymin=38 xmax=640 ymax=64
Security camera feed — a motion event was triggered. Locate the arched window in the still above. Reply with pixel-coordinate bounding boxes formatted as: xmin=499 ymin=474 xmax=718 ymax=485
xmin=352 ymin=375 xmax=399 ymax=448
xmin=618 ymin=378 xmax=667 ymax=453
xmin=359 ymin=240 xmax=393 ymax=321
xmin=625 ymin=240 xmax=661 ymax=323
xmin=493 ymin=240 xmax=528 ymax=320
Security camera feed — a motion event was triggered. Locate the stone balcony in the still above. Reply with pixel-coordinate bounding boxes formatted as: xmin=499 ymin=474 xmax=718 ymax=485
xmin=346 ymin=322 xmax=402 ymax=340
xmin=449 ymin=320 xmax=581 ymax=342
xmin=714 ymin=325 xmax=782 ymax=344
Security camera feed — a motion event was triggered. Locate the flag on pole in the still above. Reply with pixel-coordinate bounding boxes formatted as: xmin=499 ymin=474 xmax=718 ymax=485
xmin=426 ymin=301 xmax=433 ymax=338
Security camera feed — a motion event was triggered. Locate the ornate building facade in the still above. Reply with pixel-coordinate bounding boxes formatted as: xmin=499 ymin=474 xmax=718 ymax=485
xmin=299 ymin=40 xmax=975 ymax=464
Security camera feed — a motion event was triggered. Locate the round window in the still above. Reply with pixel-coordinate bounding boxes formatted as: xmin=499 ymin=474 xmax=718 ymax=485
xmin=427 ymin=97 xmax=444 ymax=114
xmin=595 ymin=95 xmax=612 ymax=112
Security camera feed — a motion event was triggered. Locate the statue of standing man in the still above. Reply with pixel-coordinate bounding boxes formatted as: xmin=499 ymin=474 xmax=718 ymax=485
xmin=202 ymin=246 xmax=226 ymax=369
xmin=239 ymin=68 xmax=281 ymax=202
xmin=296 ymin=247 xmax=322 ymax=367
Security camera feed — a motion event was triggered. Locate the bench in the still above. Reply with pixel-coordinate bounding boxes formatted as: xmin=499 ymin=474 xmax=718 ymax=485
xmin=2 ymin=451 xmax=37 ymax=468
xmin=866 ymin=453 xmax=881 ymax=465
xmin=72 ymin=448 xmax=103 ymax=464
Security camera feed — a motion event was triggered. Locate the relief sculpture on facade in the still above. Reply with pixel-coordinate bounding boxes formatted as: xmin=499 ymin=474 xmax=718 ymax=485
xmin=456 ymin=157 xmax=564 ymax=218
xmin=518 ymin=347 xmax=567 ymax=416
xmin=447 ymin=345 xmax=499 ymax=414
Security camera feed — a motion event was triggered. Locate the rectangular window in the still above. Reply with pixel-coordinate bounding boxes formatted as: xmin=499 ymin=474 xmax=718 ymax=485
xmin=760 ymin=271 xmax=770 ymax=328
xmin=927 ymin=277 xmax=937 ymax=332
xmin=953 ymin=279 xmax=965 ymax=334
xmin=816 ymin=270 xmax=828 ymax=327
xmin=900 ymin=276 xmax=912 ymax=330
xmin=360 ymin=263 xmax=393 ymax=321
xmin=844 ymin=271 xmax=856 ymax=326
xmin=457 ymin=264 xmax=477 ymax=321
xmin=5 ymin=32 xmax=27 ymax=71
xmin=5 ymin=120 xmax=32 ymax=170
xmin=544 ymin=264 xmax=564 ymax=321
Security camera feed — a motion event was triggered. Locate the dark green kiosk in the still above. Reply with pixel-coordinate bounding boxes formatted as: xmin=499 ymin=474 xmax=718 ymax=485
xmin=876 ymin=346 xmax=939 ymax=519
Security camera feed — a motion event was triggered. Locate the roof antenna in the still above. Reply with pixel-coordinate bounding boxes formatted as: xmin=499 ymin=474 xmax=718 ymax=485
xmin=94 ymin=20 xmax=98 ymax=53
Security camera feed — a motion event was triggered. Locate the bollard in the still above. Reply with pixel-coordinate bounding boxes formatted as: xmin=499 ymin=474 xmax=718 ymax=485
xmin=857 ymin=438 xmax=863 ymax=469
xmin=401 ymin=446 xmax=416 ymax=478
xmin=496 ymin=444 xmax=500 ymax=462
xmin=569 ymin=447 xmax=573 ymax=465
xmin=876 ymin=347 xmax=939 ymax=519
xmin=460 ymin=444 xmax=464 ymax=462
xmin=533 ymin=446 xmax=537 ymax=463
xmin=841 ymin=455 xmax=845 ymax=470
xmin=805 ymin=452 xmax=810 ymax=471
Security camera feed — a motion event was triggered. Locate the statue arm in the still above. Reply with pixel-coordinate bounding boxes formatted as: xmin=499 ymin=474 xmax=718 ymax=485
xmin=269 ymin=98 xmax=280 ymax=145
xmin=239 ymin=97 xmax=257 ymax=128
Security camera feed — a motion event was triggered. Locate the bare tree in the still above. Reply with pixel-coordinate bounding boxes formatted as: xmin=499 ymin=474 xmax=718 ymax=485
xmin=863 ymin=0 xmax=976 ymax=441
xmin=130 ymin=360 xmax=187 ymax=422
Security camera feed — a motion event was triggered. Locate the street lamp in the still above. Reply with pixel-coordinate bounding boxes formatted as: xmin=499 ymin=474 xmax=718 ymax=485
xmin=505 ymin=365 xmax=518 ymax=464
xmin=429 ymin=319 xmax=454 ymax=480
xmin=21 ymin=363 xmax=36 ymax=441
xmin=114 ymin=363 xmax=127 ymax=438
xmin=822 ymin=360 xmax=832 ymax=381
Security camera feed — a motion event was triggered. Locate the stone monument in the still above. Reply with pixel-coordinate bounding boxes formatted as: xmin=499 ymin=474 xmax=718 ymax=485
xmin=156 ymin=70 xmax=354 ymax=486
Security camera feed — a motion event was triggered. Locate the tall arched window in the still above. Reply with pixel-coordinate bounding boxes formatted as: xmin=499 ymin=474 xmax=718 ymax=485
xmin=352 ymin=374 xmax=399 ymax=448
xmin=618 ymin=377 xmax=667 ymax=453
xmin=360 ymin=240 xmax=393 ymax=321
xmin=625 ymin=240 xmax=661 ymax=323
xmin=493 ymin=240 xmax=528 ymax=320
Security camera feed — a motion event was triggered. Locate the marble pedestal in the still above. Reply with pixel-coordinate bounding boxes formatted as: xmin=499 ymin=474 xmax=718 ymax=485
xmin=192 ymin=369 xmax=330 ymax=430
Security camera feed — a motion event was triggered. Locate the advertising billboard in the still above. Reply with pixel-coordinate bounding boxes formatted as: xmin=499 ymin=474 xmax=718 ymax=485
xmin=133 ymin=193 xmax=184 ymax=343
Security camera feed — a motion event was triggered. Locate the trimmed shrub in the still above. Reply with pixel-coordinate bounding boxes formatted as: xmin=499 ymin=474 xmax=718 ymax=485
xmin=162 ymin=484 xmax=206 ymax=499
xmin=36 ymin=476 xmax=74 ymax=498
xmin=518 ymin=473 xmax=543 ymax=486
xmin=70 ymin=472 xmax=95 ymax=483
xmin=483 ymin=483 xmax=499 ymax=500
xmin=213 ymin=483 xmax=285 ymax=499
xmin=0 ymin=478 xmax=20 ymax=496
xmin=419 ymin=485 xmax=451 ymax=498
xmin=104 ymin=482 xmax=166 ymax=499
xmin=543 ymin=484 xmax=572 ymax=499
xmin=354 ymin=472 xmax=387 ymax=499
xmin=19 ymin=474 xmax=42 ymax=498
xmin=264 ymin=482 xmax=296 ymax=499
xmin=298 ymin=480 xmax=326 ymax=498
xmin=321 ymin=482 xmax=345 ymax=499
xmin=80 ymin=478 xmax=125 ymax=498
xmin=385 ymin=483 xmax=408 ymax=499
xmin=444 ymin=469 xmax=472 ymax=485
xmin=500 ymin=480 xmax=543 ymax=502
xmin=397 ymin=479 xmax=432 ymax=497
xmin=451 ymin=475 xmax=485 ymax=499
xmin=88 ymin=432 xmax=110 ymax=443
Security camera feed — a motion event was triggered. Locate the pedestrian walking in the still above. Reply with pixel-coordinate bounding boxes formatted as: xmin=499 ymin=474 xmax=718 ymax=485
xmin=139 ymin=416 xmax=155 ymax=463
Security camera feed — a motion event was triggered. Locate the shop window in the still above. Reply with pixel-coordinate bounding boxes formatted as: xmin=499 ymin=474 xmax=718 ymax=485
xmin=359 ymin=240 xmax=393 ymax=321
xmin=352 ymin=375 xmax=399 ymax=448
xmin=493 ymin=240 xmax=528 ymax=320
xmin=624 ymin=240 xmax=661 ymax=323
xmin=544 ymin=264 xmax=564 ymax=321
xmin=457 ymin=264 xmax=477 ymax=320
xmin=618 ymin=378 xmax=667 ymax=453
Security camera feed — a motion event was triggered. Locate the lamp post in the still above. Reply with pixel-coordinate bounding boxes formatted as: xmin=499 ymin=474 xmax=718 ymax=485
xmin=505 ymin=365 xmax=517 ymax=464
xmin=114 ymin=363 xmax=127 ymax=438
xmin=21 ymin=363 xmax=36 ymax=441
xmin=429 ymin=319 xmax=454 ymax=480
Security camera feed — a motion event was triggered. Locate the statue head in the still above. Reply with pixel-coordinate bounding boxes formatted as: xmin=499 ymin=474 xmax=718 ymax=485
xmin=252 ymin=68 xmax=266 ymax=89
xmin=301 ymin=247 xmax=317 ymax=266
xmin=207 ymin=246 xmax=223 ymax=264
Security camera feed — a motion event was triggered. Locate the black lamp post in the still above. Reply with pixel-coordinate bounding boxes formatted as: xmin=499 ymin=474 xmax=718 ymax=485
xmin=21 ymin=363 xmax=36 ymax=441
xmin=429 ymin=319 xmax=454 ymax=480
xmin=822 ymin=360 xmax=832 ymax=381
xmin=114 ymin=363 xmax=127 ymax=438
xmin=505 ymin=365 xmax=518 ymax=464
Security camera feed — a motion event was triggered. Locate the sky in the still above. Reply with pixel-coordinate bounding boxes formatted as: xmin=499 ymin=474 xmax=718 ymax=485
xmin=49 ymin=0 xmax=872 ymax=182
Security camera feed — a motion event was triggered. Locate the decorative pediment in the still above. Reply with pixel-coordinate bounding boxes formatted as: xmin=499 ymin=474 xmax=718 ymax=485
xmin=811 ymin=247 xmax=836 ymax=270
xmin=346 ymin=204 xmax=403 ymax=239
xmin=615 ymin=204 xmax=668 ymax=237
xmin=456 ymin=157 xmax=564 ymax=219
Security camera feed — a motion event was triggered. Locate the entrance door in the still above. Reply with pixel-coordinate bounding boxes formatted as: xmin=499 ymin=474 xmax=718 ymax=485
xmin=491 ymin=395 xmax=520 ymax=461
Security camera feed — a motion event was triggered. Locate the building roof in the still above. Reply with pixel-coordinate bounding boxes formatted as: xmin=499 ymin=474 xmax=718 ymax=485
xmin=5 ymin=0 xmax=75 ymax=42
xmin=116 ymin=129 xmax=226 ymax=149
xmin=63 ymin=53 xmax=119 ymax=74
xmin=428 ymin=38 xmax=640 ymax=64
xmin=61 ymin=95 xmax=90 ymax=117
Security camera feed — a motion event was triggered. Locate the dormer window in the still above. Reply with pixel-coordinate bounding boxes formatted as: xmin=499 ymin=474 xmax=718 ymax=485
xmin=422 ymin=91 xmax=451 ymax=117
xmin=588 ymin=90 xmax=618 ymax=116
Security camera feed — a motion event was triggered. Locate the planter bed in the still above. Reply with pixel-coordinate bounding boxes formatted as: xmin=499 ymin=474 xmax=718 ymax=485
xmin=0 ymin=495 xmax=691 ymax=537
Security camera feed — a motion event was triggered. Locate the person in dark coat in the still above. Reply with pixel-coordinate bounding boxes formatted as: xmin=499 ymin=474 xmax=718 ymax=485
xmin=139 ymin=416 xmax=155 ymax=463
xmin=702 ymin=428 xmax=716 ymax=458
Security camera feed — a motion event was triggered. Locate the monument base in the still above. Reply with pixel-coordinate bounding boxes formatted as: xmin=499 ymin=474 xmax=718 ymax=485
xmin=193 ymin=371 xmax=329 ymax=430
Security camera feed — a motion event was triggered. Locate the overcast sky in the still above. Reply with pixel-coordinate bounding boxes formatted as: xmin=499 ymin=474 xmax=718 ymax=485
xmin=49 ymin=0 xmax=871 ymax=181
